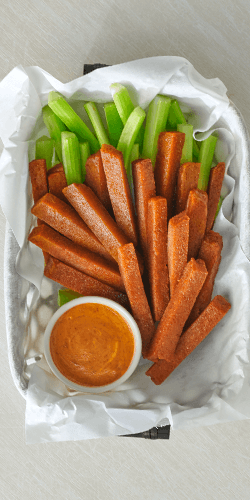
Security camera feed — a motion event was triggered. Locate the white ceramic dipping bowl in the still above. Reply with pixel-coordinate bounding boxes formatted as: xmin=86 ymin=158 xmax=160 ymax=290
xmin=44 ymin=296 xmax=142 ymax=393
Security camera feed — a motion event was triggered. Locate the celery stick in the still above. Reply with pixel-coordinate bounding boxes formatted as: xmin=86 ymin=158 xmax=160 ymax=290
xmin=167 ymin=99 xmax=186 ymax=129
xmin=84 ymin=102 xmax=110 ymax=147
xmin=142 ymin=95 xmax=171 ymax=165
xmin=48 ymin=92 xmax=99 ymax=154
xmin=42 ymin=105 xmax=67 ymax=161
xmin=198 ymin=135 xmax=218 ymax=191
xmin=117 ymin=107 xmax=146 ymax=170
xmin=52 ymin=148 xmax=60 ymax=167
xmin=104 ymin=102 xmax=124 ymax=147
xmin=61 ymin=131 xmax=82 ymax=185
xmin=215 ymin=196 xmax=224 ymax=219
xmin=110 ymin=83 xmax=135 ymax=124
xmin=35 ymin=135 xmax=54 ymax=170
xmin=58 ymin=289 xmax=82 ymax=307
xmin=177 ymin=124 xmax=193 ymax=163
xmin=167 ymin=99 xmax=200 ymax=160
xmin=111 ymin=83 xmax=144 ymax=151
xmin=79 ymin=142 xmax=90 ymax=182
xmin=130 ymin=143 xmax=140 ymax=164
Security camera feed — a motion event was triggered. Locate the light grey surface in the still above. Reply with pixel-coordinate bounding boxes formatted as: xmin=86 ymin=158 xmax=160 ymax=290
xmin=1 ymin=0 xmax=250 ymax=498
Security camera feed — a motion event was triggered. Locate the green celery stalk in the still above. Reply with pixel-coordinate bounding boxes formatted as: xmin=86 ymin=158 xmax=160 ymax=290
xmin=215 ymin=195 xmax=224 ymax=219
xmin=104 ymin=102 xmax=124 ymax=147
xmin=110 ymin=83 xmax=134 ymax=124
xmin=117 ymin=107 xmax=146 ymax=170
xmin=79 ymin=142 xmax=90 ymax=182
xmin=198 ymin=135 xmax=218 ymax=191
xmin=48 ymin=92 xmax=99 ymax=154
xmin=42 ymin=105 xmax=67 ymax=161
xmin=84 ymin=102 xmax=110 ymax=147
xmin=130 ymin=143 xmax=140 ymax=164
xmin=61 ymin=131 xmax=82 ymax=184
xmin=35 ymin=135 xmax=54 ymax=170
xmin=177 ymin=124 xmax=193 ymax=163
xmin=167 ymin=99 xmax=186 ymax=129
xmin=142 ymin=95 xmax=171 ymax=165
xmin=110 ymin=83 xmax=144 ymax=151
xmin=58 ymin=289 xmax=82 ymax=307
xmin=167 ymin=99 xmax=200 ymax=160
xmin=52 ymin=148 xmax=60 ymax=167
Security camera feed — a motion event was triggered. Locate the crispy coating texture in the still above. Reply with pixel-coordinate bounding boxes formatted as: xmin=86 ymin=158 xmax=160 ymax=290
xmin=117 ymin=243 xmax=155 ymax=357
xmin=31 ymin=193 xmax=114 ymax=262
xmin=44 ymin=255 xmax=129 ymax=309
xmin=168 ymin=211 xmax=189 ymax=296
xmin=28 ymin=224 xmax=125 ymax=292
xmin=85 ymin=151 xmax=112 ymax=211
xmin=146 ymin=295 xmax=231 ymax=384
xmin=146 ymin=258 xmax=208 ymax=362
xmin=186 ymin=188 xmax=208 ymax=259
xmin=29 ymin=159 xmax=48 ymax=203
xmin=47 ymin=163 xmax=68 ymax=203
xmin=132 ymin=158 xmax=156 ymax=259
xmin=154 ymin=131 xmax=185 ymax=219
xmin=101 ymin=144 xmax=138 ymax=245
xmin=206 ymin=162 xmax=226 ymax=231
xmin=176 ymin=162 xmax=200 ymax=214
xmin=147 ymin=196 xmax=169 ymax=321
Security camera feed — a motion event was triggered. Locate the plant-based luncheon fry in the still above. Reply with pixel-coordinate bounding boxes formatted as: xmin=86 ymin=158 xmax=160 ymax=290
xmin=147 ymin=196 xmax=169 ymax=321
xmin=31 ymin=193 xmax=114 ymax=262
xmin=29 ymin=159 xmax=48 ymax=203
xmin=47 ymin=163 xmax=68 ymax=202
xmin=186 ymin=188 xmax=208 ymax=260
xmin=117 ymin=243 xmax=155 ymax=356
xmin=44 ymin=256 xmax=129 ymax=309
xmin=146 ymin=258 xmax=208 ymax=362
xmin=154 ymin=131 xmax=185 ymax=219
xmin=132 ymin=158 xmax=156 ymax=260
xmin=176 ymin=162 xmax=200 ymax=214
xmin=206 ymin=162 xmax=226 ymax=231
xmin=146 ymin=295 xmax=231 ymax=384
xmin=85 ymin=151 xmax=112 ymax=211
xmin=168 ymin=211 xmax=189 ymax=296
xmin=101 ymin=144 xmax=138 ymax=246
xmin=187 ymin=230 xmax=223 ymax=326
xmin=28 ymin=224 xmax=125 ymax=292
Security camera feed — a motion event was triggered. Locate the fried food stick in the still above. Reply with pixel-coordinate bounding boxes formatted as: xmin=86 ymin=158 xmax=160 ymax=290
xmin=31 ymin=193 xmax=114 ymax=262
xmin=186 ymin=188 xmax=208 ymax=259
xmin=100 ymin=144 xmax=138 ymax=245
xmin=186 ymin=230 xmax=223 ymax=327
xmin=176 ymin=162 xmax=200 ymax=214
xmin=146 ymin=295 xmax=231 ymax=384
xmin=154 ymin=131 xmax=185 ymax=219
xmin=47 ymin=163 xmax=68 ymax=203
xmin=168 ymin=212 xmax=189 ymax=297
xmin=132 ymin=158 xmax=156 ymax=260
xmin=147 ymin=196 xmax=169 ymax=321
xmin=29 ymin=159 xmax=48 ymax=202
xmin=28 ymin=224 xmax=125 ymax=292
xmin=146 ymin=258 xmax=208 ymax=362
xmin=63 ymin=183 xmax=144 ymax=272
xmin=117 ymin=243 xmax=155 ymax=357
xmin=44 ymin=256 xmax=129 ymax=309
xmin=206 ymin=162 xmax=226 ymax=231
xmin=85 ymin=150 xmax=112 ymax=211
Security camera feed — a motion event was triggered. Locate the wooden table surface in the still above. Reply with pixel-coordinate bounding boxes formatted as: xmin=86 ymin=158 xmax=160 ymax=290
xmin=0 ymin=1 xmax=250 ymax=498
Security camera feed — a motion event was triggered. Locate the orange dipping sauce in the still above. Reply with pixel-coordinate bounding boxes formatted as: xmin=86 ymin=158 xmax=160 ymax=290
xmin=50 ymin=303 xmax=135 ymax=387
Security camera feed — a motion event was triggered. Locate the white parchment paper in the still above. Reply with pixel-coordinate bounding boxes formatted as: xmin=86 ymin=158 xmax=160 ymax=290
xmin=1 ymin=56 xmax=250 ymax=443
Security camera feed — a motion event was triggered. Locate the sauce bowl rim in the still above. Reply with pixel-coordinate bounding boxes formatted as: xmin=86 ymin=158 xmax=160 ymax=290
xmin=43 ymin=296 xmax=142 ymax=393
